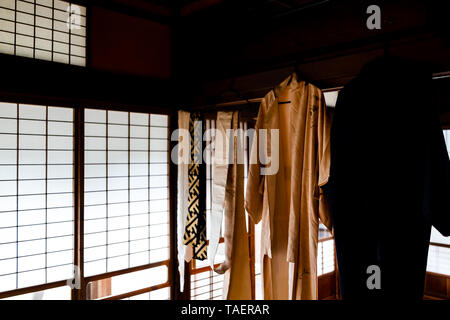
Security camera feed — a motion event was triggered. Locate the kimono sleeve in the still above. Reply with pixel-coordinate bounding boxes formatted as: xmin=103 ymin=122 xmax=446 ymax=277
xmin=245 ymin=101 xmax=265 ymax=224
xmin=315 ymin=92 xmax=333 ymax=231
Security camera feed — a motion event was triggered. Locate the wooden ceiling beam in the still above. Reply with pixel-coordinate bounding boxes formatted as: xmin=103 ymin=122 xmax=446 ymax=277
xmin=180 ymin=0 xmax=223 ymax=16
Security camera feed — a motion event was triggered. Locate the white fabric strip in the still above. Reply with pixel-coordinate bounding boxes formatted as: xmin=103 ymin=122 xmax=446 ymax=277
xmin=209 ymin=111 xmax=233 ymax=269
xmin=176 ymin=110 xmax=190 ymax=292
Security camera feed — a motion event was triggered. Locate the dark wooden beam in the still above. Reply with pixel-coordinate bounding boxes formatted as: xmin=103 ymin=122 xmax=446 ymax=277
xmin=72 ymin=0 xmax=174 ymax=24
xmin=0 ymin=54 xmax=174 ymax=114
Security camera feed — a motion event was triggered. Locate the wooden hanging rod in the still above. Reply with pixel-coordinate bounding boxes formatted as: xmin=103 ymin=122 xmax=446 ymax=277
xmin=196 ymin=71 xmax=450 ymax=110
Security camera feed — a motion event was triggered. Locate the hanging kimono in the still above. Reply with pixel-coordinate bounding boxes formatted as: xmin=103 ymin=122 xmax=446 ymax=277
xmin=210 ymin=111 xmax=252 ymax=299
xmin=245 ymin=73 xmax=332 ymax=300
xmin=324 ymin=57 xmax=450 ymax=299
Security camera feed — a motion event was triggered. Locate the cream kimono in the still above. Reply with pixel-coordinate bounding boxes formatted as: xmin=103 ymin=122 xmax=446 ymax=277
xmin=211 ymin=111 xmax=252 ymax=299
xmin=245 ymin=74 xmax=332 ymax=300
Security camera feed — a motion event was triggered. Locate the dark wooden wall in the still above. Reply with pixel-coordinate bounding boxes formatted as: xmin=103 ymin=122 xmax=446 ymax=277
xmin=424 ymin=272 xmax=450 ymax=300
xmin=318 ymin=272 xmax=337 ymax=300
xmin=89 ymin=6 xmax=171 ymax=79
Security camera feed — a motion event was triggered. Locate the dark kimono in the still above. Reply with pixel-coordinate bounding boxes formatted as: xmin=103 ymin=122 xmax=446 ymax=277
xmin=324 ymin=57 xmax=450 ymax=299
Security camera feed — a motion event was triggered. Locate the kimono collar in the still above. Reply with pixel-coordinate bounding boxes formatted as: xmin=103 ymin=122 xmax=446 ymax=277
xmin=266 ymin=72 xmax=306 ymax=115
xmin=273 ymin=72 xmax=303 ymax=98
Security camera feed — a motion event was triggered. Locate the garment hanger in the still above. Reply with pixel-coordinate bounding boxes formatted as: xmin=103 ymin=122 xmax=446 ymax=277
xmin=218 ymin=78 xmax=240 ymax=99
xmin=279 ymin=65 xmax=303 ymax=104
xmin=287 ymin=65 xmax=310 ymax=86
xmin=279 ymin=65 xmax=312 ymax=104
xmin=217 ymin=77 xmax=251 ymax=108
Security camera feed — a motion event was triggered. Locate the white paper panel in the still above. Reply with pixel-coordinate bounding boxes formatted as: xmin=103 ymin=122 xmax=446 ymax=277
xmin=0 ymin=243 xmax=17 ymax=260
xmin=19 ymin=165 xmax=46 ymax=179
xmin=130 ymin=151 xmax=148 ymax=163
xmin=0 ymin=103 xmax=17 ymax=118
xmin=53 ymin=8 xmax=69 ymax=22
xmin=47 ymin=235 xmax=73 ymax=252
xmin=150 ymin=115 xmax=168 ymax=127
xmin=85 ymin=178 xmax=106 ymax=192
xmin=150 ymin=176 xmax=168 ymax=188
xmin=85 ymin=123 xmax=106 ymax=136
xmin=48 ymin=136 xmax=73 ymax=149
xmin=16 ymin=12 xmax=33 ymax=25
xmin=17 ymin=1 xmax=35 ymax=14
xmin=36 ymin=0 xmax=52 ymax=7
xmin=0 ymin=19 xmax=15 ymax=34
xmin=0 ymin=150 xmax=17 ymax=164
xmin=108 ymin=124 xmax=128 ymax=137
xmin=54 ymin=0 xmax=68 ymax=11
xmin=70 ymin=34 xmax=85 ymax=46
xmin=70 ymin=56 xmax=85 ymax=66
xmin=84 ymin=109 xmax=170 ymax=276
xmin=150 ymin=139 xmax=168 ymax=151
xmin=2 ymin=0 xmax=16 ymax=10
xmin=47 ymin=178 xmax=72 ymax=193
xmin=108 ymin=164 xmax=128 ymax=177
xmin=108 ymin=111 xmax=128 ymax=124
xmin=36 ymin=38 xmax=52 ymax=51
xmin=53 ymin=41 xmax=69 ymax=54
xmin=0 ymin=211 xmax=17 ymax=228
xmin=84 ymin=164 xmax=106 ymax=178
xmin=48 ymin=107 xmax=73 ymax=121
xmin=47 ymin=164 xmax=72 ymax=179
xmin=0 ymin=8 xmax=15 ymax=22
xmin=47 ymin=207 xmax=72 ymax=223
xmin=150 ymin=163 xmax=168 ymax=175
xmin=19 ymin=135 xmax=46 ymax=149
xmin=18 ymin=179 xmax=46 ymax=195
xmin=36 ymin=5 xmax=52 ymax=18
xmin=149 ymin=187 xmax=168 ymax=201
xmin=18 ymin=269 xmax=46 ymax=288
xmin=35 ymin=49 xmax=51 ymax=61
xmin=108 ymin=177 xmax=128 ymax=190
xmin=108 ymin=137 xmax=128 ymax=150
xmin=47 ymin=250 xmax=72 ymax=267
xmin=36 ymin=16 xmax=52 ymax=28
xmin=130 ymin=113 xmax=149 ymax=126
xmin=48 ymin=150 xmax=73 ymax=164
xmin=130 ymin=138 xmax=148 ymax=151
xmin=53 ymin=30 xmax=69 ymax=43
xmin=85 ymin=109 xmax=106 ymax=123
xmin=150 ymin=151 xmax=167 ymax=164
xmin=150 ymin=127 xmax=168 ymax=139
xmin=0 ymin=196 xmax=17 ymax=212
xmin=48 ymin=121 xmax=72 ymax=135
xmin=53 ymin=52 xmax=69 ymax=64
xmin=16 ymin=23 xmax=34 ymax=36
xmin=84 ymin=204 xmax=106 ymax=220
xmin=130 ymin=176 xmax=148 ymax=189
xmin=0 ymin=118 xmax=17 ymax=133
xmin=130 ymin=126 xmax=148 ymax=138
xmin=16 ymin=34 xmax=33 ymax=47
xmin=150 ymin=199 xmax=168 ymax=212
xmin=18 ymin=209 xmax=46 ymax=226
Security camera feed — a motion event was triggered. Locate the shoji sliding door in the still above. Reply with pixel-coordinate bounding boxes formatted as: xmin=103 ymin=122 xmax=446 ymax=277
xmin=83 ymin=109 xmax=171 ymax=300
xmin=0 ymin=102 xmax=74 ymax=299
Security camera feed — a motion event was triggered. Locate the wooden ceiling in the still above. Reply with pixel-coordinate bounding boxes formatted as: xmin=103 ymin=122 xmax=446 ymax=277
xmin=173 ymin=0 xmax=450 ymax=110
